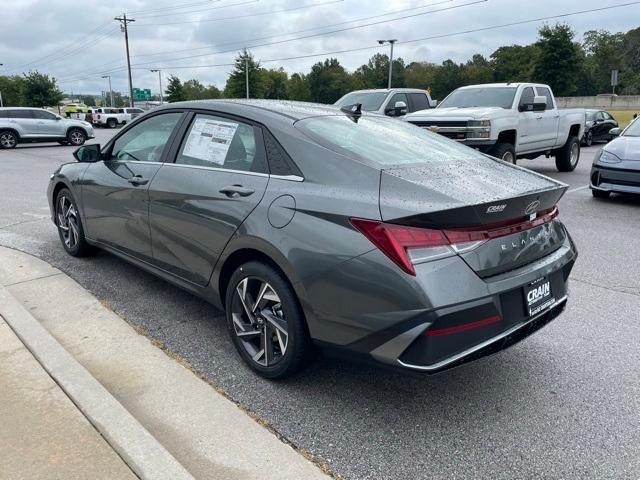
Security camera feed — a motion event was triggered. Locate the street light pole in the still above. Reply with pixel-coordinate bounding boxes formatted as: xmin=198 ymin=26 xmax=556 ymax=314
xmin=115 ymin=13 xmax=136 ymax=107
xmin=0 ymin=63 xmax=3 ymax=108
xmin=377 ymin=39 xmax=397 ymax=89
xmin=102 ymin=75 xmax=113 ymax=107
xmin=150 ymin=69 xmax=163 ymax=104
xmin=245 ymin=58 xmax=249 ymax=99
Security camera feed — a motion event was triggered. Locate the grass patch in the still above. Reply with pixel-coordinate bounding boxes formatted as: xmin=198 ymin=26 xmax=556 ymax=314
xmin=610 ymin=110 xmax=638 ymax=128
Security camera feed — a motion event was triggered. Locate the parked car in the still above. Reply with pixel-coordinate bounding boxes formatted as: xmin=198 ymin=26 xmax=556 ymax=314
xmin=48 ymin=100 xmax=577 ymax=378
xmin=590 ymin=116 xmax=640 ymax=198
xmin=582 ymin=109 xmax=618 ymax=146
xmin=0 ymin=107 xmax=94 ymax=149
xmin=90 ymin=107 xmax=129 ymax=128
xmin=334 ymin=88 xmax=436 ymax=118
xmin=404 ymin=83 xmax=585 ymax=171
xmin=119 ymin=107 xmax=145 ymax=120
xmin=63 ymin=103 xmax=90 ymax=117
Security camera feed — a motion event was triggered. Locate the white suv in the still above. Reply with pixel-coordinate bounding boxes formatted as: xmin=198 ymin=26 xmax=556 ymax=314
xmin=0 ymin=107 xmax=94 ymax=149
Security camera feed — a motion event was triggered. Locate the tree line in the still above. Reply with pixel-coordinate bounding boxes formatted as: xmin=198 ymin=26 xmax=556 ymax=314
xmin=1 ymin=23 xmax=639 ymax=108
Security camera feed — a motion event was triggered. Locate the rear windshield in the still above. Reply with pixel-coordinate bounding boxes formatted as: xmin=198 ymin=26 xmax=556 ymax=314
xmin=623 ymin=118 xmax=640 ymax=137
xmin=438 ymin=87 xmax=517 ymax=109
xmin=296 ymin=115 xmax=485 ymax=166
xmin=334 ymin=92 xmax=388 ymax=111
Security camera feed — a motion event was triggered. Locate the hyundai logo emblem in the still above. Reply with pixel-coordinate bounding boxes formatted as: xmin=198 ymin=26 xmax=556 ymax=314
xmin=524 ymin=200 xmax=541 ymax=216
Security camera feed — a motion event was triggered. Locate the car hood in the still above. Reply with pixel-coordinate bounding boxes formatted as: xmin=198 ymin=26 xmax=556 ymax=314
xmin=604 ymin=136 xmax=640 ymax=161
xmin=65 ymin=118 xmax=92 ymax=127
xmin=406 ymin=106 xmax=506 ymax=121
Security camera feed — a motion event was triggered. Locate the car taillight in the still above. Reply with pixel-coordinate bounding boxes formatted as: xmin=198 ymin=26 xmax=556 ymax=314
xmin=350 ymin=206 xmax=558 ymax=276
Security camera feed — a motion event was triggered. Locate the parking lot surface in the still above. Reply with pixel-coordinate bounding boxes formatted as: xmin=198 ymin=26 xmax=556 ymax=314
xmin=1 ymin=129 xmax=639 ymax=479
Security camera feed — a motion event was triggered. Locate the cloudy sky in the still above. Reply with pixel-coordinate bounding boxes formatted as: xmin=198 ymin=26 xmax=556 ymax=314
xmin=0 ymin=0 xmax=638 ymax=96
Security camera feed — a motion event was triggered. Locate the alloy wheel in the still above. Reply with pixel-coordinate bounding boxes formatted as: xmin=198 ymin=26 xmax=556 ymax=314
xmin=502 ymin=151 xmax=515 ymax=164
xmin=0 ymin=132 xmax=17 ymax=148
xmin=570 ymin=142 xmax=579 ymax=167
xmin=231 ymin=277 xmax=289 ymax=367
xmin=57 ymin=195 xmax=80 ymax=249
xmin=586 ymin=131 xmax=593 ymax=147
xmin=69 ymin=130 xmax=85 ymax=145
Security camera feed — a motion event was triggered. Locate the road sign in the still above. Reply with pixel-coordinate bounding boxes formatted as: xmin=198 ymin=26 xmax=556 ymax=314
xmin=133 ymin=88 xmax=151 ymax=100
xmin=611 ymin=70 xmax=619 ymax=87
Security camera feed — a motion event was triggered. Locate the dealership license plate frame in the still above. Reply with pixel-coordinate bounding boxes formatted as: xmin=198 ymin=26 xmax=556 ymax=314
xmin=524 ymin=276 xmax=555 ymax=317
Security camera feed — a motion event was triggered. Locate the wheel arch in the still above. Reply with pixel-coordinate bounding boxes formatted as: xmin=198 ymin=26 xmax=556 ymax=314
xmin=65 ymin=125 xmax=89 ymax=138
xmin=496 ymin=129 xmax=517 ymax=146
xmin=568 ymin=124 xmax=581 ymax=138
xmin=0 ymin=128 xmax=21 ymax=140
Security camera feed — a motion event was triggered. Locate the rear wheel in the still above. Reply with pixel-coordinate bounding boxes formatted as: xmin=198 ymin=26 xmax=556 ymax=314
xmin=225 ymin=261 xmax=310 ymax=379
xmin=592 ymin=189 xmax=611 ymax=199
xmin=0 ymin=130 xmax=18 ymax=149
xmin=489 ymin=142 xmax=516 ymax=164
xmin=67 ymin=128 xmax=86 ymax=146
xmin=107 ymin=118 xmax=117 ymax=129
xmin=55 ymin=188 xmax=95 ymax=257
xmin=583 ymin=130 xmax=593 ymax=147
xmin=555 ymin=136 xmax=580 ymax=172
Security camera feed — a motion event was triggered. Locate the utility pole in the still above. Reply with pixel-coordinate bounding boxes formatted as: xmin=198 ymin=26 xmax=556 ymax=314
xmin=151 ymin=69 xmax=163 ymax=104
xmin=0 ymin=63 xmax=3 ymax=107
xmin=115 ymin=13 xmax=136 ymax=107
xmin=377 ymin=39 xmax=397 ymax=89
xmin=245 ymin=58 xmax=249 ymax=99
xmin=102 ymin=75 xmax=113 ymax=107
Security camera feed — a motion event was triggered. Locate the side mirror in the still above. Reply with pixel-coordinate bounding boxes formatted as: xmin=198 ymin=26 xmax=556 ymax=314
xmin=394 ymin=100 xmax=408 ymax=116
xmin=430 ymin=99 xmax=438 ymax=108
xmin=73 ymin=144 xmax=101 ymax=162
xmin=532 ymin=96 xmax=547 ymax=112
xmin=609 ymin=127 xmax=621 ymax=137
xmin=55 ymin=115 xmax=62 ymax=120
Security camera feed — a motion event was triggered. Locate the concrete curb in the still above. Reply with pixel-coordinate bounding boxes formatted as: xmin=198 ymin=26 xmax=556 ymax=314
xmin=0 ymin=286 xmax=195 ymax=480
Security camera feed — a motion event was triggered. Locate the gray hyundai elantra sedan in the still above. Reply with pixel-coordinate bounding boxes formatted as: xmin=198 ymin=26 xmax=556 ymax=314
xmin=48 ymin=100 xmax=577 ymax=378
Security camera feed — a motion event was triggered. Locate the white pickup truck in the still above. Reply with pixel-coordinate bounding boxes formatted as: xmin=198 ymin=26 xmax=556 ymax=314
xmin=404 ymin=83 xmax=585 ymax=172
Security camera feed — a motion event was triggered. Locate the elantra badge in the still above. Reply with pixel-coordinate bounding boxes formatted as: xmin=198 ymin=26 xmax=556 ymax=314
xmin=486 ymin=204 xmax=506 ymax=213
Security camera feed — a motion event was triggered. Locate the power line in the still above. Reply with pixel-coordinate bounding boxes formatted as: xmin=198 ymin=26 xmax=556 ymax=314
xmin=126 ymin=0 xmax=221 ymax=15
xmin=132 ymin=0 xmax=259 ymax=19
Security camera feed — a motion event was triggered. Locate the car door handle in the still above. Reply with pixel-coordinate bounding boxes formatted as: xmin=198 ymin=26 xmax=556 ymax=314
xmin=127 ymin=176 xmax=149 ymax=186
xmin=219 ymin=185 xmax=255 ymax=197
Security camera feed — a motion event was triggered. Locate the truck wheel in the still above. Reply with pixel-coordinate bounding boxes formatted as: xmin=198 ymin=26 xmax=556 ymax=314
xmin=583 ymin=130 xmax=593 ymax=147
xmin=489 ymin=143 xmax=516 ymax=164
xmin=107 ymin=118 xmax=117 ymax=129
xmin=555 ymin=136 xmax=580 ymax=172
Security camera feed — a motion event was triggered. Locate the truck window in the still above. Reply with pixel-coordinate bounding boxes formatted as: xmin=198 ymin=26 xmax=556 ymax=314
xmin=536 ymin=87 xmax=554 ymax=109
xmin=519 ymin=87 xmax=535 ymax=110
xmin=385 ymin=93 xmax=408 ymax=116
xmin=407 ymin=93 xmax=430 ymax=112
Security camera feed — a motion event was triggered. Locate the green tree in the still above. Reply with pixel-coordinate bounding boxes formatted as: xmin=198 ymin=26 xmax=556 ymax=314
xmin=490 ymin=44 xmax=538 ymax=82
xmin=165 ymin=75 xmax=185 ymax=102
xmin=0 ymin=75 xmax=25 ymax=106
xmin=432 ymin=60 xmax=464 ymax=99
xmin=532 ymin=23 xmax=584 ymax=96
xmin=22 ymin=71 xmax=62 ymax=107
xmin=287 ymin=73 xmax=311 ymax=101
xmin=204 ymin=84 xmax=221 ymax=99
xmin=81 ymin=95 xmax=96 ymax=106
xmin=462 ymin=54 xmax=494 ymax=85
xmin=620 ymin=27 xmax=640 ymax=94
xmin=224 ymin=49 xmax=264 ymax=98
xmin=355 ymin=53 xmax=406 ymax=88
xmin=262 ymin=68 xmax=288 ymax=99
xmin=404 ymin=62 xmax=439 ymax=91
xmin=583 ymin=30 xmax=625 ymax=94
xmin=307 ymin=58 xmax=356 ymax=104
xmin=182 ymin=79 xmax=207 ymax=100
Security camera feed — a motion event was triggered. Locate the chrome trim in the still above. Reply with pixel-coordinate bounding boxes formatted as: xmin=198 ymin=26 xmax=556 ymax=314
xmin=397 ymin=295 xmax=568 ymax=372
xmin=159 ymin=162 xmax=269 ymax=178
xmin=269 ymin=174 xmax=304 ymax=182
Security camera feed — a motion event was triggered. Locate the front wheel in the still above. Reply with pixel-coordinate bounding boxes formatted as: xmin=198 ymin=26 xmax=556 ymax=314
xmin=67 ymin=128 xmax=86 ymax=146
xmin=55 ymin=188 xmax=95 ymax=257
xmin=488 ymin=142 xmax=516 ymax=164
xmin=225 ymin=261 xmax=310 ymax=379
xmin=555 ymin=136 xmax=580 ymax=172
xmin=0 ymin=130 xmax=18 ymax=149
xmin=107 ymin=118 xmax=117 ymax=129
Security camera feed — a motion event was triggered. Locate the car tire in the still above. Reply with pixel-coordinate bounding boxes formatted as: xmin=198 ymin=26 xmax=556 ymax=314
xmin=555 ymin=136 xmax=580 ymax=172
xmin=107 ymin=118 xmax=117 ymax=129
xmin=55 ymin=188 xmax=95 ymax=257
xmin=584 ymin=130 xmax=593 ymax=147
xmin=592 ymin=189 xmax=611 ymax=199
xmin=225 ymin=261 xmax=310 ymax=379
xmin=0 ymin=130 xmax=18 ymax=149
xmin=67 ymin=128 xmax=86 ymax=146
xmin=489 ymin=142 xmax=516 ymax=164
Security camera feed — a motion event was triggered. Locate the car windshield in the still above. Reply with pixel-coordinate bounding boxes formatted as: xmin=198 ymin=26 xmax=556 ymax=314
xmin=334 ymin=92 xmax=388 ymax=111
xmin=438 ymin=87 xmax=517 ymax=109
xmin=623 ymin=118 xmax=640 ymax=137
xmin=296 ymin=115 xmax=486 ymax=166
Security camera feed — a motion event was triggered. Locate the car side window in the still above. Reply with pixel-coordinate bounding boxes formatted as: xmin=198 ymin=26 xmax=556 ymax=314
xmin=536 ymin=87 xmax=554 ymax=109
xmin=519 ymin=87 xmax=535 ymax=109
xmin=407 ymin=93 xmax=430 ymax=112
xmin=32 ymin=110 xmax=57 ymax=120
xmin=110 ymin=112 xmax=182 ymax=162
xmin=9 ymin=110 xmax=33 ymax=119
xmin=175 ymin=114 xmax=264 ymax=173
xmin=596 ymin=112 xmax=605 ymax=121
xmin=602 ymin=112 xmax=613 ymax=121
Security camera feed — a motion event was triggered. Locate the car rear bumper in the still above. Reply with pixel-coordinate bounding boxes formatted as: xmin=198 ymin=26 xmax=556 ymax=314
xmin=590 ymin=164 xmax=640 ymax=194
xmin=302 ymin=225 xmax=577 ymax=373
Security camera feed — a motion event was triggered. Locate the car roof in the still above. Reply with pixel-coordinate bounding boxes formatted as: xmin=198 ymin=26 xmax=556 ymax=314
xmin=157 ymin=99 xmax=355 ymax=122
xmin=457 ymin=83 xmax=548 ymax=89
xmin=344 ymin=88 xmax=428 ymax=94
xmin=0 ymin=107 xmax=45 ymax=110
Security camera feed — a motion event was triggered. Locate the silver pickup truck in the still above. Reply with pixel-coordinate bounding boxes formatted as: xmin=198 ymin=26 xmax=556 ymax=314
xmin=404 ymin=83 xmax=585 ymax=172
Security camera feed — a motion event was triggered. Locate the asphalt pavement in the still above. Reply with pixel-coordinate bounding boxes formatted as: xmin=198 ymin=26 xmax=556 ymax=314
xmin=1 ymin=130 xmax=639 ymax=480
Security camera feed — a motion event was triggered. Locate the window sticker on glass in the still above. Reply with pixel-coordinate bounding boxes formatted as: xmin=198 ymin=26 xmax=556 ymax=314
xmin=183 ymin=117 xmax=239 ymax=165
